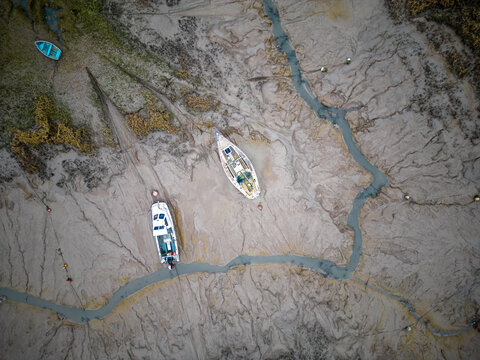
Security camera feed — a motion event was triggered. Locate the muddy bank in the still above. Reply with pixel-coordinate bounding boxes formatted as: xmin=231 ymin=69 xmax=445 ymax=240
xmin=0 ymin=0 xmax=479 ymax=358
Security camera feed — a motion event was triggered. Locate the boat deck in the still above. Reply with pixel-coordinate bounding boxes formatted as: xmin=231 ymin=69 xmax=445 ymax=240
xmin=221 ymin=145 xmax=258 ymax=197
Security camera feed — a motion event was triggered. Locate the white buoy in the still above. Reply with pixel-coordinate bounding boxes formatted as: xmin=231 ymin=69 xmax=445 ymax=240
xmin=152 ymin=190 xmax=158 ymax=197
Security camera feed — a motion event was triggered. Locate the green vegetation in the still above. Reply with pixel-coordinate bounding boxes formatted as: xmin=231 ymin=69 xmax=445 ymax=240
xmin=386 ymin=0 xmax=479 ymax=88
xmin=11 ymin=95 xmax=94 ymax=173
xmin=183 ymin=94 xmax=219 ymax=112
xmin=0 ymin=0 xmax=124 ymax=146
xmin=103 ymin=126 xmax=115 ymax=147
xmin=0 ymin=6 xmax=51 ymax=147
xmin=176 ymin=69 xmax=189 ymax=79
xmin=3 ymin=0 xmax=215 ymax=152
xmin=405 ymin=0 xmax=455 ymax=16
xmin=26 ymin=0 xmax=122 ymax=46
xmin=126 ymin=92 xmax=178 ymax=137
xmin=401 ymin=0 xmax=480 ymax=56
xmin=445 ymin=50 xmax=469 ymax=77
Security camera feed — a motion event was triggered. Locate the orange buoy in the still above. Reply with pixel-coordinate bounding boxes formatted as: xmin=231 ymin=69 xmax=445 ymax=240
xmin=258 ymin=204 xmax=263 ymax=211
xmin=47 ymin=207 xmax=52 ymax=212
xmin=152 ymin=190 xmax=158 ymax=197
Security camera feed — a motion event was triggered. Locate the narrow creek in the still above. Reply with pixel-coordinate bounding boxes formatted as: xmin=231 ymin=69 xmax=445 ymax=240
xmin=0 ymin=0 xmax=473 ymax=337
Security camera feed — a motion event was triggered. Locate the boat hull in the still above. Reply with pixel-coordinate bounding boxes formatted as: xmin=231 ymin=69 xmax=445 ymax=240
xmin=35 ymin=40 xmax=62 ymax=60
xmin=151 ymin=202 xmax=179 ymax=265
xmin=213 ymin=128 xmax=260 ymax=199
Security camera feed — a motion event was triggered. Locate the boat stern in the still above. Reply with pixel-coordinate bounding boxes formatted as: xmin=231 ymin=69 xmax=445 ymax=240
xmin=53 ymin=48 xmax=62 ymax=60
xmin=246 ymin=188 xmax=260 ymax=199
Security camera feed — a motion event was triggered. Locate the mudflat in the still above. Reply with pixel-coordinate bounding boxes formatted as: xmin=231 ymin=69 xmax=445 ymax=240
xmin=0 ymin=0 xmax=479 ymax=358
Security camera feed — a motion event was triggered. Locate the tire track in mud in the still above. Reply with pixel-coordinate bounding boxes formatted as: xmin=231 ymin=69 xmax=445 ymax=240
xmin=108 ymin=60 xmax=196 ymax=146
xmin=86 ymin=67 xmax=171 ymax=204
xmin=86 ymin=66 xmax=187 ymax=271
xmin=88 ymin=63 xmax=201 ymax=256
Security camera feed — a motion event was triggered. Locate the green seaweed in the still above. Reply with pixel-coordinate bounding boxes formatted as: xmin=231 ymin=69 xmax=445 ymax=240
xmin=10 ymin=95 xmax=94 ymax=174
xmin=391 ymin=0 xmax=480 ymax=56
xmin=22 ymin=0 xmax=123 ymax=47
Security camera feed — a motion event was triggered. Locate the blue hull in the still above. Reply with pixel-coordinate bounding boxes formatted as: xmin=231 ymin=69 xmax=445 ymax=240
xmin=35 ymin=40 xmax=62 ymax=60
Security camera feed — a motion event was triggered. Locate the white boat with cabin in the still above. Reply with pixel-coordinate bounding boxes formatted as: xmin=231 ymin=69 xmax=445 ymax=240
xmin=151 ymin=202 xmax=179 ymax=269
xmin=213 ymin=128 xmax=260 ymax=199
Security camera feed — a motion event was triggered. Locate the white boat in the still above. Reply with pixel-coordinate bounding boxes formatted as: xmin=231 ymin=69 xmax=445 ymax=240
xmin=213 ymin=128 xmax=260 ymax=199
xmin=151 ymin=202 xmax=179 ymax=269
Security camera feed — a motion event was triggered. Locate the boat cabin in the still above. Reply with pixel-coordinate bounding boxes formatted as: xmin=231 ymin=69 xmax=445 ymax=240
xmin=151 ymin=202 xmax=179 ymax=265
xmin=214 ymin=127 xmax=260 ymax=199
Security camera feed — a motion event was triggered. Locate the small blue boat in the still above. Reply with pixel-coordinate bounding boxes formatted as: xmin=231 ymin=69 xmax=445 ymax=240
xmin=35 ymin=40 xmax=62 ymax=60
